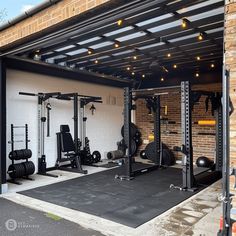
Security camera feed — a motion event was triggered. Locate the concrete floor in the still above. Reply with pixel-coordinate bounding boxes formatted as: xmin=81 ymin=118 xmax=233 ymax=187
xmin=1 ymin=162 xmax=223 ymax=236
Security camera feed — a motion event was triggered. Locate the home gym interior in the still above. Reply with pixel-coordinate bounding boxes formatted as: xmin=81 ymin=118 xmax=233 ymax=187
xmin=0 ymin=0 xmax=234 ymax=235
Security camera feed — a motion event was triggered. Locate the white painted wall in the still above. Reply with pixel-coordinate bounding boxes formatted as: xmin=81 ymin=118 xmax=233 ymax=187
xmin=6 ymin=69 xmax=124 ymax=171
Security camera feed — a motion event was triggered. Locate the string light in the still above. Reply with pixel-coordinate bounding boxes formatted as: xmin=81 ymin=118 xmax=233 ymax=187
xmin=167 ymin=53 xmax=171 ymax=58
xmin=132 ymin=72 xmax=135 ymax=76
xmin=181 ymin=18 xmax=188 ymax=28
xmin=88 ymin=48 xmax=93 ymax=55
xmin=127 ymin=67 xmax=131 ymax=71
xmin=161 ymin=77 xmax=164 ymax=81
xmin=142 ymin=74 xmax=145 ymax=78
xmin=198 ymin=33 xmax=204 ymax=41
xmin=114 ymin=41 xmax=120 ymax=48
xmin=95 ymin=60 xmax=99 ymax=64
xmin=133 ymin=56 xmax=137 ymax=60
xmin=197 ymin=56 xmax=201 ymax=61
xmin=211 ymin=63 xmax=215 ymax=68
xmin=173 ymin=64 xmax=177 ymax=69
xmin=195 ymin=73 xmax=200 ymax=78
xmin=117 ymin=19 xmax=123 ymax=26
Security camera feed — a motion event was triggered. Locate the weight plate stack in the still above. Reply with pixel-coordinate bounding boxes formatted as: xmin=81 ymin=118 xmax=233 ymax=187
xmin=121 ymin=123 xmax=138 ymax=138
xmin=145 ymin=142 xmax=160 ymax=163
xmin=8 ymin=163 xmax=26 ymax=179
xmin=22 ymin=149 xmax=32 ymax=159
xmin=145 ymin=142 xmax=175 ymax=166
xmin=23 ymin=161 xmax=35 ymax=176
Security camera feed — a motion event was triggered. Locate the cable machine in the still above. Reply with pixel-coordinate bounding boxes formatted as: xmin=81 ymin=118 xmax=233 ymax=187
xmin=19 ymin=92 xmax=102 ymax=176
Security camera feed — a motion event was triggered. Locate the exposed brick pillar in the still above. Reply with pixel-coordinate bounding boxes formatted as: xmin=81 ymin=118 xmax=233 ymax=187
xmin=225 ymin=0 xmax=236 ymax=167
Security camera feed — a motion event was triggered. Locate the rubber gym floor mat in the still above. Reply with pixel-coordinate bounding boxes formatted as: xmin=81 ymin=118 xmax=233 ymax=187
xmin=19 ymin=163 xmax=217 ymax=228
xmin=0 ymin=198 xmax=104 ymax=236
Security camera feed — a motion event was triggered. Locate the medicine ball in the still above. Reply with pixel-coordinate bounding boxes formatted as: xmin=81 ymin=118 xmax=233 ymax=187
xmin=140 ymin=150 xmax=147 ymax=159
xmin=196 ymin=156 xmax=213 ymax=168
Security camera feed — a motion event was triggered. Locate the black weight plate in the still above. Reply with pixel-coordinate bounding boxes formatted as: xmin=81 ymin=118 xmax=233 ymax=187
xmin=135 ymin=130 xmax=142 ymax=138
xmin=9 ymin=151 xmax=18 ymax=160
xmin=120 ymin=139 xmax=137 ymax=157
xmin=162 ymin=149 xmax=176 ymax=166
xmin=23 ymin=161 xmax=35 ymax=175
xmin=16 ymin=150 xmax=25 ymax=160
xmin=23 ymin=149 xmax=32 ymax=159
xmin=134 ymin=137 xmax=142 ymax=147
xmin=145 ymin=142 xmax=160 ymax=163
xmin=121 ymin=123 xmax=138 ymax=138
xmin=92 ymin=151 xmax=101 ymax=163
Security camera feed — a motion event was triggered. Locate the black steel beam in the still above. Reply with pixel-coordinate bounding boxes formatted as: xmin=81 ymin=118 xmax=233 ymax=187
xmin=0 ymin=58 xmax=7 ymax=193
xmin=5 ymin=56 xmax=131 ymax=88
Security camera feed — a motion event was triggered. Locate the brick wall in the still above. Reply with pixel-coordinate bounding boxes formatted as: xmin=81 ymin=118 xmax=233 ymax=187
xmin=0 ymin=0 xmax=110 ymax=48
xmin=225 ymin=0 xmax=236 ymax=167
xmin=135 ymin=83 xmax=222 ymax=161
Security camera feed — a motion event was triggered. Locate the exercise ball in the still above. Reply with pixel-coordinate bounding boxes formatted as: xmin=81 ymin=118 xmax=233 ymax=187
xmin=196 ymin=156 xmax=213 ymax=168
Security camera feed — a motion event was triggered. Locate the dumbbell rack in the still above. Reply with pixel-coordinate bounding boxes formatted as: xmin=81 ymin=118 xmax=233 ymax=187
xmin=7 ymin=124 xmax=35 ymax=185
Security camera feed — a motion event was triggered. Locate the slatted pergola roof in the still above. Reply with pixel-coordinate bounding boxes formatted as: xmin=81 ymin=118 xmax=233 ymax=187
xmin=5 ymin=0 xmax=224 ymax=83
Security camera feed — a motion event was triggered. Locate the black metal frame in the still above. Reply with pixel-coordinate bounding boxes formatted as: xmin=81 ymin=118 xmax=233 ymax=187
xmin=0 ymin=58 xmax=6 ymax=194
xmin=215 ymin=105 xmax=223 ymax=171
xmin=180 ymin=81 xmax=195 ymax=191
xmin=119 ymin=87 xmax=162 ymax=180
xmin=217 ymin=69 xmax=231 ymax=235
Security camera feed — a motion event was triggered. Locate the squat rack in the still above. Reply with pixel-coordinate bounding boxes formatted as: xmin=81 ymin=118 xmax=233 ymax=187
xmin=120 ymin=81 xmax=223 ymax=190
xmin=119 ymin=84 xmax=181 ymax=180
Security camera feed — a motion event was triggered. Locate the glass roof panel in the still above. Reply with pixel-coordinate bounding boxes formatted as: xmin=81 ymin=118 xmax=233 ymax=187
xmin=66 ymin=48 xmax=87 ymax=56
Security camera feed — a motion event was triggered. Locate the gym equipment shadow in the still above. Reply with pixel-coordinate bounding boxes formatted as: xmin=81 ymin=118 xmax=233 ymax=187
xmin=19 ymin=163 xmax=220 ymax=228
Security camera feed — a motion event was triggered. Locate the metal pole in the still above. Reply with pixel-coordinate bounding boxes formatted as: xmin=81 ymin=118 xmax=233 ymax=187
xmin=132 ymin=85 xmax=181 ymax=93
xmin=153 ymin=96 xmax=161 ymax=165
xmin=124 ymin=87 xmax=132 ymax=178
xmin=0 ymin=58 xmax=6 ymax=193
xmin=74 ymin=93 xmax=79 ymax=153
xmin=222 ymin=68 xmax=231 ymax=234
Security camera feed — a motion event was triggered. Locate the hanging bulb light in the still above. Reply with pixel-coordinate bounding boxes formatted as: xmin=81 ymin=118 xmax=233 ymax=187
xmin=173 ymin=64 xmax=177 ymax=69
xmin=88 ymin=48 xmax=93 ymax=55
xmin=161 ymin=77 xmax=164 ymax=81
xmin=133 ymin=56 xmax=137 ymax=60
xmin=196 ymin=56 xmax=201 ymax=61
xmin=198 ymin=33 xmax=204 ymax=41
xmin=211 ymin=63 xmax=215 ymax=68
xmin=195 ymin=73 xmax=200 ymax=78
xmin=167 ymin=53 xmax=171 ymax=58
xmin=181 ymin=18 xmax=188 ymax=28
xmin=142 ymin=74 xmax=145 ymax=78
xmin=132 ymin=72 xmax=135 ymax=76
xmin=127 ymin=67 xmax=131 ymax=71
xmin=114 ymin=41 xmax=120 ymax=48
xmin=117 ymin=19 xmax=123 ymax=26
xmin=94 ymin=60 xmax=99 ymax=64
